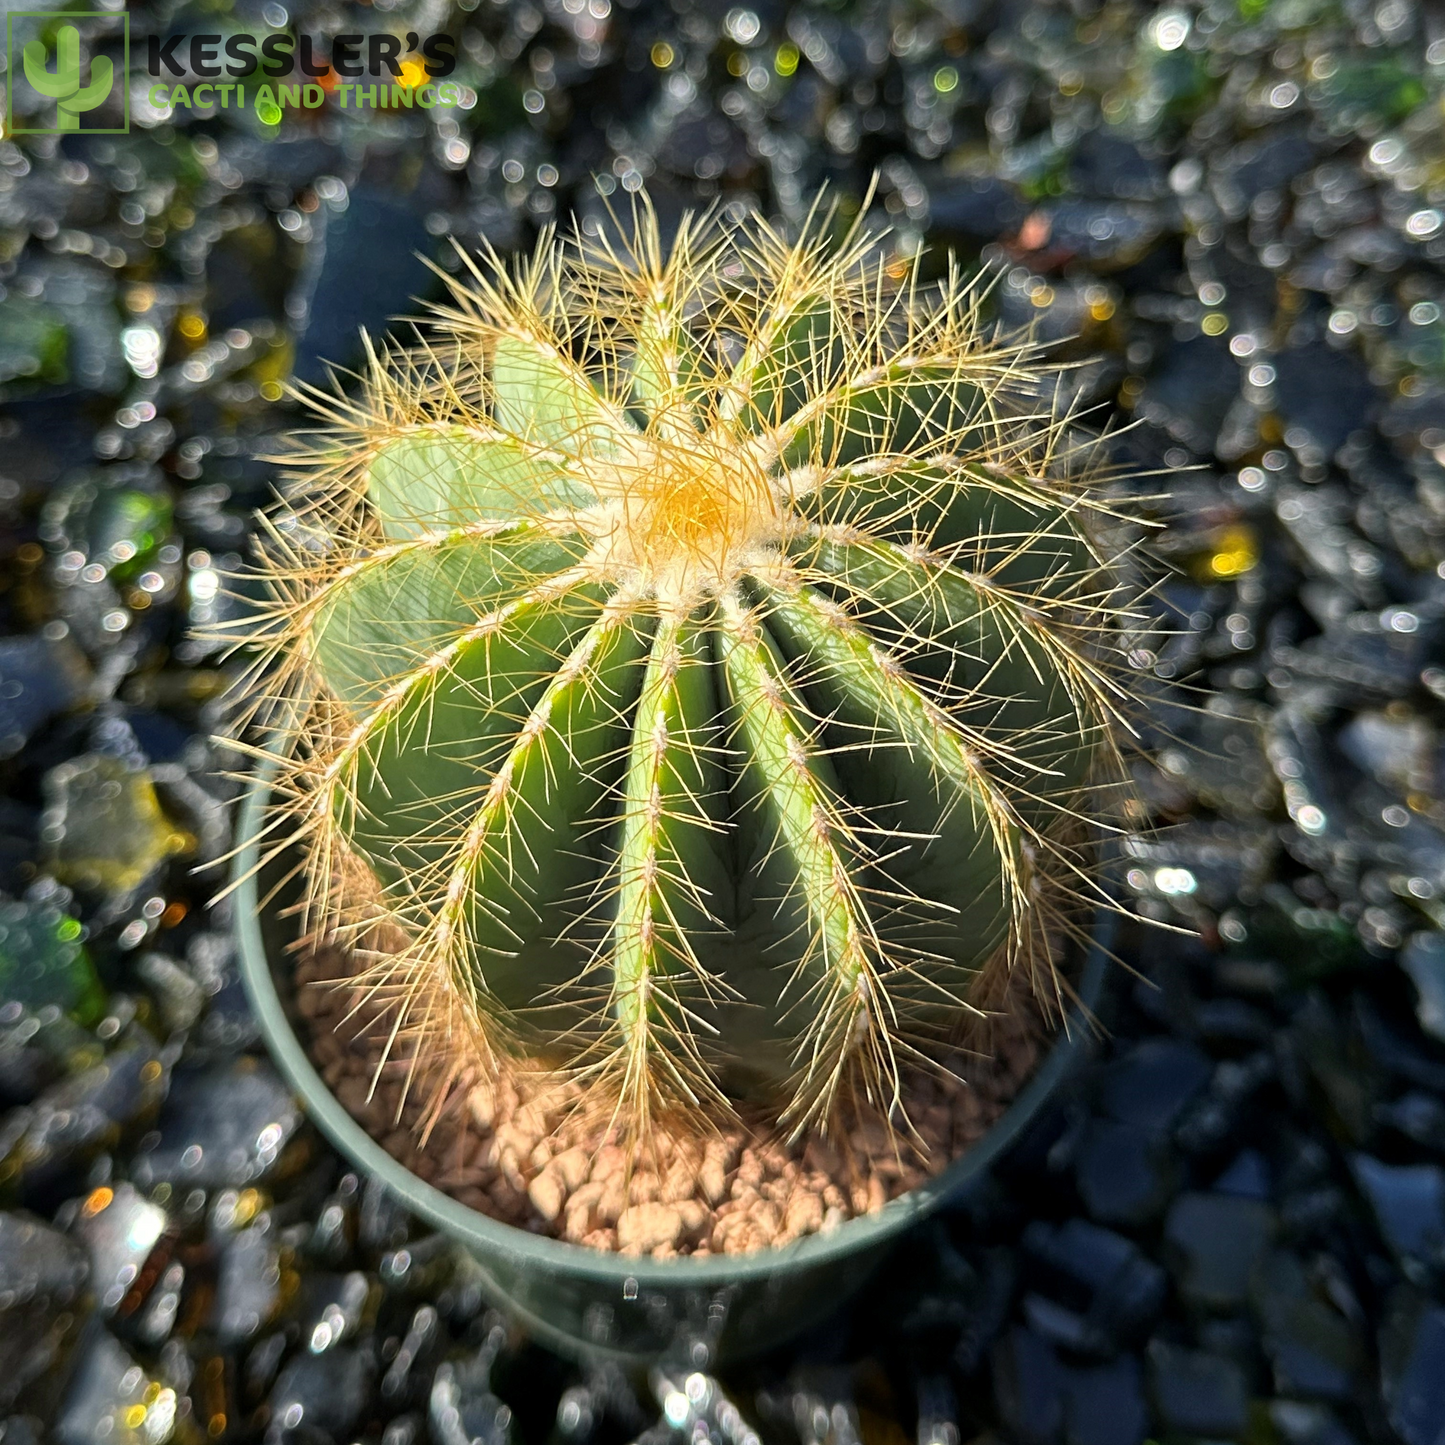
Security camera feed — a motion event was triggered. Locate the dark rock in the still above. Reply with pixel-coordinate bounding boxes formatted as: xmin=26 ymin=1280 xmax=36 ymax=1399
xmin=268 ymin=1345 xmax=373 ymax=1442
xmin=0 ymin=1210 xmax=91 ymax=1411
xmin=0 ymin=887 xmax=102 ymax=1025
xmin=1212 ymin=130 xmax=1318 ymax=212
xmin=381 ymin=1304 xmax=439 ymax=1405
xmin=53 ymin=1327 xmax=170 ymax=1445
xmin=1099 ymin=1039 xmax=1213 ymax=1133
xmin=1269 ymin=1400 xmax=1362 ymax=1445
xmin=1213 ymin=1150 xmax=1273 ymax=1200
xmin=1377 ymin=1092 xmax=1445 ymax=1152
xmin=1381 ymin=1297 xmax=1445 ymax=1445
xmin=1196 ymin=998 xmax=1274 ymax=1048
xmin=991 ymin=1327 xmax=1065 ymax=1445
xmin=1035 ymin=200 xmax=1164 ymax=264
xmin=1060 ymin=1356 xmax=1148 ymax=1445
xmin=0 ymin=1209 xmax=88 ymax=1309
xmin=290 ymin=185 xmax=438 ymax=385
xmin=1075 ymin=1119 xmax=1176 ymax=1227
xmin=0 ymin=637 xmax=87 ymax=760
xmin=430 ymin=1352 xmax=515 ymax=1445
xmin=1163 ymin=1192 xmax=1276 ymax=1312
xmin=1174 ymin=1050 xmax=1275 ymax=1156
xmin=213 ymin=1224 xmax=282 ymax=1344
xmin=1253 ymin=1252 xmax=1362 ymax=1402
xmin=1401 ymin=933 xmax=1445 ymax=1044
xmin=1355 ymin=996 xmax=1445 ymax=1095
xmin=951 ymin=1247 xmax=1017 ymax=1375
xmin=1139 ymin=336 xmax=1240 ymax=455
xmin=1068 ymin=131 xmax=1167 ymax=201
xmin=929 ymin=178 xmax=1028 ymax=240
xmin=0 ymin=1043 xmax=166 ymax=1201
xmin=1147 ymin=1340 xmax=1250 ymax=1439
xmin=1020 ymin=1219 xmax=1167 ymax=1356
xmin=1353 ymin=1154 xmax=1445 ymax=1269
xmin=131 ymin=1055 xmax=300 ymax=1190
xmin=359 ymin=1175 xmax=412 ymax=1253
xmin=1275 ymin=344 xmax=1377 ymax=458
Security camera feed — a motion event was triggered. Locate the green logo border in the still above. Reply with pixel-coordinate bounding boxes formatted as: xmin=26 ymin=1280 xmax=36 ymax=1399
xmin=6 ymin=11 xmax=129 ymax=135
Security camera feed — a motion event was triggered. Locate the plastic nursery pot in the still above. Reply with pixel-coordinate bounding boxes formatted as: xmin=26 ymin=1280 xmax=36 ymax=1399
xmin=234 ymin=752 xmax=1113 ymax=1366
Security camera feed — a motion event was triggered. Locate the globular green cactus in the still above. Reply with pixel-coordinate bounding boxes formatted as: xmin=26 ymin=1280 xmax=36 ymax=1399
xmin=241 ymin=199 xmax=1129 ymax=1143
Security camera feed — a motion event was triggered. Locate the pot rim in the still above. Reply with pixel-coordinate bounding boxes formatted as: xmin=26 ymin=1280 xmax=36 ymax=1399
xmin=234 ymin=751 xmax=1114 ymax=1284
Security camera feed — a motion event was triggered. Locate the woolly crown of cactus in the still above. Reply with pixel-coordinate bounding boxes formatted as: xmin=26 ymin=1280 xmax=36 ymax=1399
xmin=237 ymin=196 xmax=1131 ymax=1144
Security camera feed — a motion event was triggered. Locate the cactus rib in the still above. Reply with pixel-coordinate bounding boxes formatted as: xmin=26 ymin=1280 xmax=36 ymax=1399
xmin=599 ymin=612 xmax=735 ymax=1133
xmin=715 ymin=591 xmax=904 ymax=1129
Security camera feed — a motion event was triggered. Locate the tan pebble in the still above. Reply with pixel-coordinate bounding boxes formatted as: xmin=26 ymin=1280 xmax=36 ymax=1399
xmin=528 ymin=1171 xmax=566 ymax=1223
xmin=700 ymin=1158 xmax=728 ymax=1205
xmin=661 ymin=1160 xmax=695 ymax=1204
xmin=529 ymin=1139 xmax=553 ymax=1171
xmin=784 ymin=1190 xmax=824 ymax=1238
xmin=581 ymin=1228 xmax=617 ymax=1251
xmin=821 ymin=1204 xmax=847 ymax=1233
xmin=513 ymin=1103 xmax=547 ymax=1142
xmin=751 ymin=1200 xmax=780 ymax=1245
xmin=755 ymin=1146 xmax=789 ymax=1179
xmin=336 ymin=1076 xmax=370 ymax=1115
xmin=493 ymin=1122 xmax=524 ymax=1155
xmin=866 ymin=1175 xmax=886 ymax=1214
xmin=761 ymin=1178 xmax=790 ymax=1206
xmin=489 ymin=1176 xmax=526 ymax=1214
xmin=651 ymin=1244 xmax=678 ymax=1261
xmin=712 ymin=1213 xmax=751 ymax=1254
xmin=704 ymin=1136 xmax=739 ymax=1170
xmin=823 ymin=1184 xmax=846 ymax=1211
xmin=595 ymin=1180 xmax=625 ymax=1227
xmin=551 ymin=1146 xmax=591 ymax=1191
xmin=735 ymin=1150 xmax=763 ymax=1189
xmin=567 ymin=1179 xmax=604 ymax=1213
xmin=562 ymin=1202 xmax=596 ymax=1243
xmin=617 ymin=1203 xmax=683 ymax=1254
xmin=588 ymin=1144 xmax=626 ymax=1184
xmin=497 ymin=1147 xmax=527 ymax=1192
xmin=629 ymin=1172 xmax=660 ymax=1206
xmin=677 ymin=1199 xmax=707 ymax=1235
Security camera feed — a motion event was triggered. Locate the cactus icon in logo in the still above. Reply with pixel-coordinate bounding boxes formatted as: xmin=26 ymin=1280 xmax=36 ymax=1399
xmin=7 ymin=13 xmax=129 ymax=134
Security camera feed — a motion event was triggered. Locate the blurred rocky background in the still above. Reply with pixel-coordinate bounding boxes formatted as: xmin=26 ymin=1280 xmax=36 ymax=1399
xmin=4 ymin=0 xmax=1445 ymax=1440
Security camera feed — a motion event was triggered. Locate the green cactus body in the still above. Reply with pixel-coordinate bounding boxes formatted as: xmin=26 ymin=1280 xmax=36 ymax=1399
xmin=253 ymin=205 xmax=1125 ymax=1139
